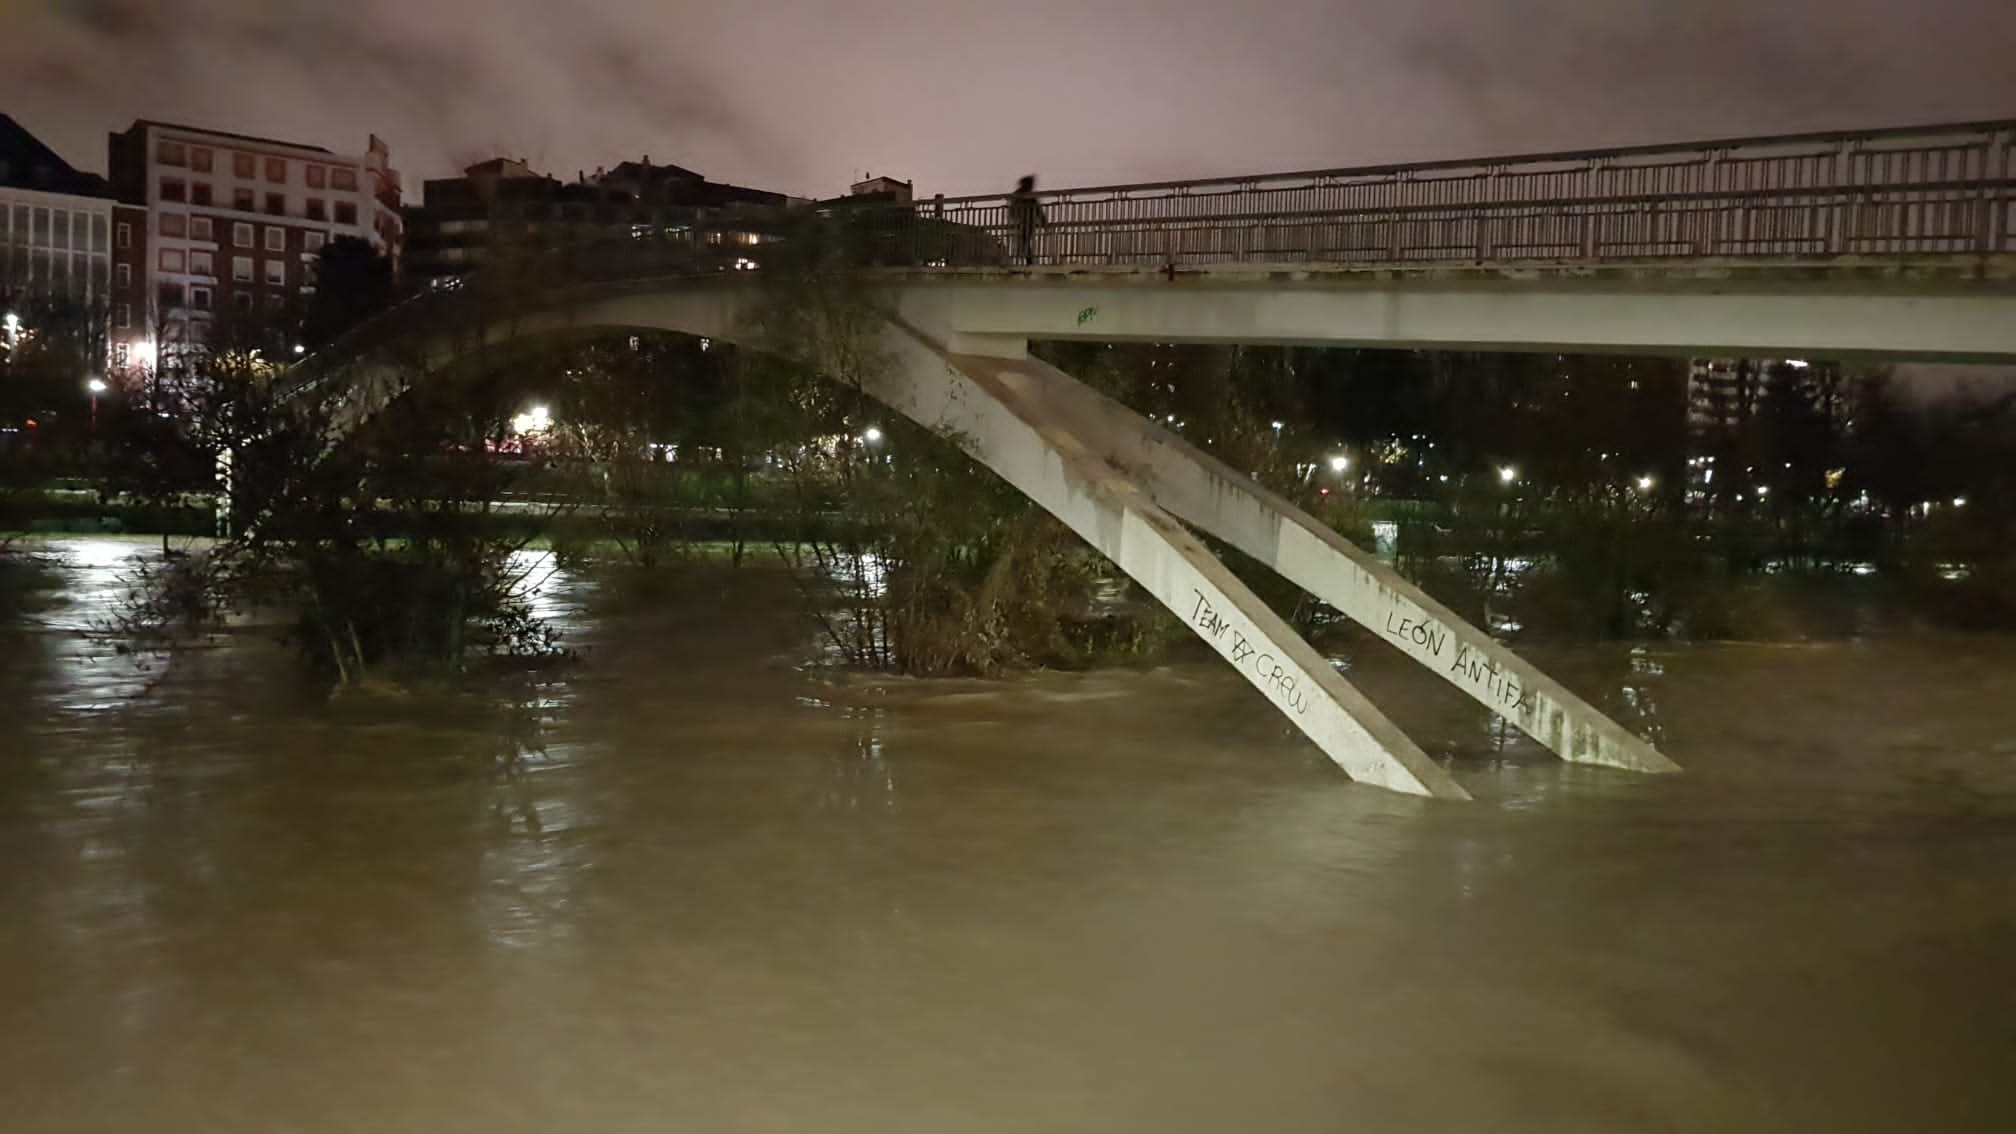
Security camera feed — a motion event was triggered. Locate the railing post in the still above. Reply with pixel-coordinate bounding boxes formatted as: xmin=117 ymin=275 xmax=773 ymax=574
xmin=1990 ymin=130 xmax=2012 ymax=254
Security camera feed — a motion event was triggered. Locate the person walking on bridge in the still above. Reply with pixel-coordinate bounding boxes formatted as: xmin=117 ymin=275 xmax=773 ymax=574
xmin=1009 ymin=175 xmax=1044 ymax=266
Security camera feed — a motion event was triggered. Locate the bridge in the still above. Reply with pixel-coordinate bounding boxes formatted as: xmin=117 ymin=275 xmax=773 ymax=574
xmin=291 ymin=119 xmax=2016 ymax=800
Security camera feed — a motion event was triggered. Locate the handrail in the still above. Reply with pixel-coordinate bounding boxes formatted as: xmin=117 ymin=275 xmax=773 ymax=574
xmin=929 ymin=119 xmax=2016 ymax=205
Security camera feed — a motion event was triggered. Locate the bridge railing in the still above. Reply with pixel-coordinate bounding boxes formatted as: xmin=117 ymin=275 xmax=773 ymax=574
xmin=911 ymin=119 xmax=2016 ymax=266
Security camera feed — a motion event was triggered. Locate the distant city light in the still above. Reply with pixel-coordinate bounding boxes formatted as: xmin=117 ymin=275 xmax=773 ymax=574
xmin=1327 ymin=454 xmax=1349 ymax=473
xmin=293 ymin=344 xmax=306 ymax=355
xmin=1498 ymin=465 xmax=1518 ymax=484
xmin=1784 ymin=359 xmax=1811 ymax=369
xmin=1756 ymin=485 xmax=1770 ymax=497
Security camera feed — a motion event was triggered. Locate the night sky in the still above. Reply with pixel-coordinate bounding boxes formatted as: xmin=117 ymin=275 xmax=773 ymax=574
xmin=4 ymin=0 xmax=2013 ymax=198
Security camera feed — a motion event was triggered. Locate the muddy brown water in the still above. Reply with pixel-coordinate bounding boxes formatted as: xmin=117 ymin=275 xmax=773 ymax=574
xmin=2 ymin=537 xmax=2011 ymax=1133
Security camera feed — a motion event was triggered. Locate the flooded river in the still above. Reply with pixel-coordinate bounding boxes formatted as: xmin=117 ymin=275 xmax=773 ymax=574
xmin=2 ymin=538 xmax=2011 ymax=1132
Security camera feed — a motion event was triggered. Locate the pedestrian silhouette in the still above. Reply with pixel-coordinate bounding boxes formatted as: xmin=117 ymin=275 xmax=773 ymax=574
xmin=1009 ymin=175 xmax=1044 ymax=266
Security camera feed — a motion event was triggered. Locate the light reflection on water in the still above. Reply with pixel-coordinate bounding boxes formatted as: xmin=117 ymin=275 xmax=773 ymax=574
xmin=0 ymin=537 xmax=2012 ymax=1132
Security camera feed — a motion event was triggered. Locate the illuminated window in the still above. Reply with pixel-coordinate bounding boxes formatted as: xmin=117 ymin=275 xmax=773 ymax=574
xmin=232 ymin=256 xmax=253 ymax=282
xmin=233 ymin=223 xmax=253 ymax=248
xmin=190 ymin=250 xmax=213 ymax=276
xmin=265 ymin=259 xmax=285 ymax=286
xmin=158 ymin=248 xmax=184 ymax=272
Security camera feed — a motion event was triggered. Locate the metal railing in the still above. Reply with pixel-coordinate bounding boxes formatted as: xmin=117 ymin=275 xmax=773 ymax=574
xmin=921 ymin=119 xmax=2016 ymax=266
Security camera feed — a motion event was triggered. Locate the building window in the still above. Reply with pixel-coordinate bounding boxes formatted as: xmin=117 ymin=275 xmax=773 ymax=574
xmin=160 ymin=177 xmax=186 ymax=202
xmin=305 ymin=231 xmax=326 ymax=253
xmin=191 ymin=216 xmax=213 ymax=241
xmin=116 ymin=222 xmax=131 ymax=249
xmin=190 ymin=285 xmax=213 ymax=311
xmin=265 ymin=227 xmax=287 ymax=252
xmin=265 ymin=292 xmax=285 ymax=313
xmin=233 ymin=223 xmax=253 ymax=248
xmin=234 ymin=187 xmax=255 ymax=211
xmin=265 ymin=193 xmax=286 ymax=216
xmin=158 ymin=282 xmax=184 ymax=307
xmin=265 ymin=157 xmax=287 ymax=183
xmin=92 ymin=214 xmax=107 ymax=251
xmin=234 ymin=291 xmax=254 ymax=315
xmin=157 ymin=140 xmax=187 ymax=167
xmin=306 ymin=164 xmax=327 ymax=189
xmin=191 ymin=147 xmax=214 ymax=173
xmin=116 ymin=263 xmax=130 ymax=287
xmin=115 ymin=342 xmax=130 ymax=364
xmin=160 ymin=213 xmax=187 ymax=238
xmin=306 ymin=199 xmax=327 ymax=222
xmin=159 ymin=248 xmax=185 ymax=272
xmin=232 ymin=256 xmax=253 ymax=282
xmin=191 ymin=250 xmax=214 ymax=276
xmin=191 ymin=182 xmax=213 ymax=207
xmin=233 ymin=152 xmax=255 ymax=179
xmin=334 ymin=201 xmax=358 ymax=226
xmin=116 ymin=304 xmax=131 ymax=329
xmin=265 ymin=259 xmax=286 ymax=286
xmin=332 ymin=167 xmax=358 ymax=191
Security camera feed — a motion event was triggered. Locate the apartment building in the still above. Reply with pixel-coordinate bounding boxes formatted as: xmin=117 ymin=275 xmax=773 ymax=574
xmin=106 ymin=120 xmax=402 ymax=367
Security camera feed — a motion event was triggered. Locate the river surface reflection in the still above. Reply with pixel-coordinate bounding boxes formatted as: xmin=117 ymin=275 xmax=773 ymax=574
xmin=2 ymin=538 xmax=2011 ymax=1132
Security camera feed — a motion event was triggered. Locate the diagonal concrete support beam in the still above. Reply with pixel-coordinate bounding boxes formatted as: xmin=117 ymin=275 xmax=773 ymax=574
xmin=969 ymin=350 xmax=1678 ymax=776
xmin=868 ymin=325 xmax=1469 ymax=799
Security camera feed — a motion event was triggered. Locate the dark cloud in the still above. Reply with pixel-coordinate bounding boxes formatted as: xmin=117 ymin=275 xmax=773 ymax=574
xmin=1 ymin=0 xmax=2010 ymax=199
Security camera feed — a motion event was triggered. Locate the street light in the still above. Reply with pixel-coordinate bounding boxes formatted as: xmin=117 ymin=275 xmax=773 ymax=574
xmin=1498 ymin=465 xmax=1518 ymax=485
xmin=862 ymin=426 xmax=883 ymax=445
xmin=87 ymin=378 xmax=107 ymax=433
xmin=1327 ymin=454 xmax=1349 ymax=474
xmin=1635 ymin=475 xmax=1654 ymax=491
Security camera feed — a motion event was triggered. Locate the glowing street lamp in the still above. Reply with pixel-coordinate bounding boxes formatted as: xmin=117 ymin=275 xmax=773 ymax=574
xmin=861 ymin=426 xmax=884 ymax=445
xmin=87 ymin=378 xmax=108 ymax=432
xmin=512 ymin=405 xmax=554 ymax=435
xmin=1498 ymin=465 xmax=1518 ymax=485
xmin=1327 ymin=454 xmax=1349 ymax=474
xmin=1635 ymin=475 xmax=1655 ymax=491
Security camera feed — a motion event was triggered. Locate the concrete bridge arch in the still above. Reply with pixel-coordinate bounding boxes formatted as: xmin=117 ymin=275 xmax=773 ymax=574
xmin=298 ymin=276 xmax=1677 ymax=800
